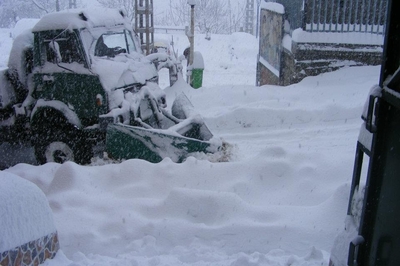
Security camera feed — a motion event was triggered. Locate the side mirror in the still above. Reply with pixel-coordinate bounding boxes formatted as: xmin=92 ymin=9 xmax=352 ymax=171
xmin=49 ymin=41 xmax=62 ymax=63
xmin=139 ymin=96 xmax=153 ymax=121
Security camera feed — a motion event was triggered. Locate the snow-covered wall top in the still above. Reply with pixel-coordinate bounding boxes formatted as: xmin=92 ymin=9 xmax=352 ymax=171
xmin=292 ymin=28 xmax=384 ymax=46
xmin=32 ymin=8 xmax=129 ymax=32
xmin=260 ymin=2 xmax=285 ymax=14
xmin=0 ymin=172 xmax=57 ymax=252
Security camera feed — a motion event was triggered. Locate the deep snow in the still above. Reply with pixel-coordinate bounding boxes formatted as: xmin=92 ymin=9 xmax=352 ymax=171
xmin=0 ymin=24 xmax=380 ymax=265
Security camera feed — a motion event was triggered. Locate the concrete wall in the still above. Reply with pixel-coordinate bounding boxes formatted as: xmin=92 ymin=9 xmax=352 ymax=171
xmin=257 ymin=7 xmax=284 ymax=86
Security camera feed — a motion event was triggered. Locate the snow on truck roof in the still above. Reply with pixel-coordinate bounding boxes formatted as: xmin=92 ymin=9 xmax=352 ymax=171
xmin=32 ymin=8 xmax=129 ymax=32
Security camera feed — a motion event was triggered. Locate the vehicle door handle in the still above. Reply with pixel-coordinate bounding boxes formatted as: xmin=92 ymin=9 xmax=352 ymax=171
xmin=348 ymin=235 xmax=364 ymax=266
xmin=366 ymin=95 xmax=379 ymax=133
xmin=42 ymin=75 xmax=55 ymax=83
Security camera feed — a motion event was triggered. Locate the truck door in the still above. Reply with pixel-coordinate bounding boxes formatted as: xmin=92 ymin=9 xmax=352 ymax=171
xmin=33 ymin=30 xmax=106 ymax=127
xmin=350 ymin=0 xmax=400 ymax=264
xmin=356 ymin=89 xmax=400 ymax=265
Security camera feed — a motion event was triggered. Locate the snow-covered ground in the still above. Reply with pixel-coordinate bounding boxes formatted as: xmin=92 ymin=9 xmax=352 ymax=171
xmin=0 ymin=25 xmax=380 ymax=265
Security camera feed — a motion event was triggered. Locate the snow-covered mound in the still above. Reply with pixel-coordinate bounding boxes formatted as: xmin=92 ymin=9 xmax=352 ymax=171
xmin=0 ymin=29 xmax=12 ymax=70
xmin=11 ymin=18 xmax=39 ymax=39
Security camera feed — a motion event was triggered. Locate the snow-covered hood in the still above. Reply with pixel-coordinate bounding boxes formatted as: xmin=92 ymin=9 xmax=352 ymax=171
xmin=91 ymin=53 xmax=158 ymax=92
xmin=90 ymin=53 xmax=159 ymax=111
xmin=79 ymin=26 xmax=156 ymax=92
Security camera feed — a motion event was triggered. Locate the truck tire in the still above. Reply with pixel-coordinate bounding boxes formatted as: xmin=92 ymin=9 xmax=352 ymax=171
xmin=33 ymin=127 xmax=93 ymax=165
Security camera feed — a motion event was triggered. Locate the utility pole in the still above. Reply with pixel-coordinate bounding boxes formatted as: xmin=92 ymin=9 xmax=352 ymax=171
xmin=189 ymin=2 xmax=195 ymax=66
xmin=56 ymin=0 xmax=60 ymax=12
xmin=256 ymin=0 xmax=261 ymax=38
xmin=186 ymin=0 xmax=196 ymax=84
xmin=69 ymin=0 xmax=77 ymax=9
xmin=135 ymin=0 xmax=154 ymax=55
xmin=245 ymin=0 xmax=255 ymax=35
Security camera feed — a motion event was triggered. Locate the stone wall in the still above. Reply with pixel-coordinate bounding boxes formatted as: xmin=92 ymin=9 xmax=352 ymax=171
xmin=258 ymin=62 xmax=280 ymax=85
xmin=0 ymin=232 xmax=59 ymax=266
xmin=289 ymin=41 xmax=381 ymax=85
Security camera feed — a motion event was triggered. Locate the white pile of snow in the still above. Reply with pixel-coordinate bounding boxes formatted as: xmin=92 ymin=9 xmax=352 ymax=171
xmin=0 ymin=29 xmax=13 ymax=70
xmin=11 ymin=18 xmax=39 ymax=39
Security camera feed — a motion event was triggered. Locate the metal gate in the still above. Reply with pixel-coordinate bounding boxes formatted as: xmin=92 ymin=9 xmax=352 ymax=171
xmin=303 ymin=0 xmax=388 ymax=34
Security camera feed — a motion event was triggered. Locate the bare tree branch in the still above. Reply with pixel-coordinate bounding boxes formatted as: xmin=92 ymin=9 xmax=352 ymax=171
xmin=0 ymin=0 xmax=82 ymax=28
xmin=155 ymin=0 xmax=246 ymax=35
xmin=31 ymin=0 xmax=49 ymax=13
xmin=97 ymin=0 xmax=135 ymax=22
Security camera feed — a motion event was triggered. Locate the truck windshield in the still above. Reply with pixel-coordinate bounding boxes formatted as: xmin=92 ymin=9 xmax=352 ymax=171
xmin=95 ymin=30 xmax=136 ymax=57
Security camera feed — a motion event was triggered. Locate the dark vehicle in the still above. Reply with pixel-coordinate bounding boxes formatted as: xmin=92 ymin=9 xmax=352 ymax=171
xmin=0 ymin=8 xmax=220 ymax=165
xmin=329 ymin=0 xmax=400 ymax=265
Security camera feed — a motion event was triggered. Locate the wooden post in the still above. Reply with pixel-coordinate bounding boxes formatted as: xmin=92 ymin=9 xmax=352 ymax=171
xmin=69 ymin=0 xmax=77 ymax=9
xmin=56 ymin=0 xmax=60 ymax=11
xmin=135 ymin=0 xmax=154 ymax=55
xmin=189 ymin=4 xmax=195 ymax=66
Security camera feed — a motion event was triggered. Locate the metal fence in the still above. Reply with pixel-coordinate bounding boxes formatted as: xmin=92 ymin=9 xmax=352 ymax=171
xmin=303 ymin=0 xmax=388 ymax=34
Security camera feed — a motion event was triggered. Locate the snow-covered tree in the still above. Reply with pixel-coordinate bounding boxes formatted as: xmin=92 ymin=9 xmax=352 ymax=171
xmin=31 ymin=0 xmax=70 ymax=13
xmin=227 ymin=0 xmax=246 ymax=34
xmin=96 ymin=0 xmax=135 ymax=22
xmin=0 ymin=0 xmax=79 ymax=27
xmin=0 ymin=0 xmax=35 ymax=27
xmin=156 ymin=0 xmax=245 ymax=34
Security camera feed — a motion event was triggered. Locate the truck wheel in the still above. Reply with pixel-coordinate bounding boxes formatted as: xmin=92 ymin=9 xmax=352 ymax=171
xmin=34 ymin=129 xmax=93 ymax=165
xmin=39 ymin=141 xmax=75 ymax=164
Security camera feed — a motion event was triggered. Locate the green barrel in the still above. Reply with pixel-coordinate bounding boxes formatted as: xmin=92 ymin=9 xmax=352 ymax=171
xmin=191 ymin=68 xmax=204 ymax=89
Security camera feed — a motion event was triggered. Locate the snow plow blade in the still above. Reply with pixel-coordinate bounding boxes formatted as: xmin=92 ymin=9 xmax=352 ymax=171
xmin=105 ymin=123 xmax=220 ymax=163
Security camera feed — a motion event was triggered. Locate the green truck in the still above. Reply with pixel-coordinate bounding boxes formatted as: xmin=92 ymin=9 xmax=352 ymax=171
xmin=0 ymin=8 xmax=220 ymax=165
